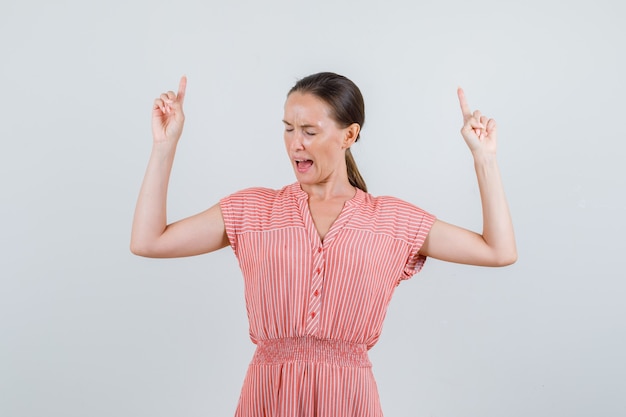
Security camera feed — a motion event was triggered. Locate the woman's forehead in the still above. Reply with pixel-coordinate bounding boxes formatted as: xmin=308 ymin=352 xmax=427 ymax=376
xmin=283 ymin=92 xmax=332 ymax=122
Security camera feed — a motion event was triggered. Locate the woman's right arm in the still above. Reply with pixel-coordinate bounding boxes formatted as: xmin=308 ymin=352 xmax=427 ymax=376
xmin=130 ymin=76 xmax=229 ymax=258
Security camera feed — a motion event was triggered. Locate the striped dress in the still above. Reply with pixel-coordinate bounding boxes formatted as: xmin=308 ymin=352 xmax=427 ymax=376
xmin=220 ymin=183 xmax=435 ymax=417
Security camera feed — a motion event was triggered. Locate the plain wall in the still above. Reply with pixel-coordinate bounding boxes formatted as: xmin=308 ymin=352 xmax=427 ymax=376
xmin=1 ymin=0 xmax=624 ymax=416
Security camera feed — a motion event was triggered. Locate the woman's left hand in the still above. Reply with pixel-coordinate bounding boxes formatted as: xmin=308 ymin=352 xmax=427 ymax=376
xmin=457 ymin=88 xmax=497 ymax=156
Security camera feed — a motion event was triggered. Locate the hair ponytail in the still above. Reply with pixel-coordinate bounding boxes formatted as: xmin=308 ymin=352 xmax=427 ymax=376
xmin=345 ymin=148 xmax=367 ymax=192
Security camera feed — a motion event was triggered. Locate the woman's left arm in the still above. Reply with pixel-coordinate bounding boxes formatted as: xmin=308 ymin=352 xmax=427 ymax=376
xmin=419 ymin=88 xmax=517 ymax=267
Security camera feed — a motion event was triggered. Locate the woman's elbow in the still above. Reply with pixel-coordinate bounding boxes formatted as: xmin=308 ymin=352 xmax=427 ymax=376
xmin=130 ymin=242 xmax=146 ymax=257
xmin=493 ymin=249 xmax=518 ymax=267
xmin=130 ymin=240 xmax=158 ymax=258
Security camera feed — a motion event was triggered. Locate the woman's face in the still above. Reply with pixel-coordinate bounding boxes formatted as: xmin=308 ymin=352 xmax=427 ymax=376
xmin=283 ymin=92 xmax=357 ymax=187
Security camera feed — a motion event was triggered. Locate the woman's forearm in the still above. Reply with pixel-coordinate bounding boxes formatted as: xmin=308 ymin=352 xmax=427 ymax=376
xmin=473 ymin=152 xmax=517 ymax=265
xmin=130 ymin=142 xmax=178 ymax=255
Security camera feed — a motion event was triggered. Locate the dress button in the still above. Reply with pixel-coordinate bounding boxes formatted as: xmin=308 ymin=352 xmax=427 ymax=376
xmin=310 ymin=312 xmax=316 ymax=318
xmin=316 ymin=268 xmax=321 ymax=274
xmin=313 ymin=290 xmax=319 ymax=297
xmin=318 ymin=247 xmax=322 ymax=253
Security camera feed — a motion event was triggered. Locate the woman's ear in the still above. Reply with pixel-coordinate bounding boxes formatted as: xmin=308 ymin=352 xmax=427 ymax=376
xmin=343 ymin=123 xmax=361 ymax=148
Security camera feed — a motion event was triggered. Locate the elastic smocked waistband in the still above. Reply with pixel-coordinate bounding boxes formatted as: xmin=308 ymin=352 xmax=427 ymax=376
xmin=251 ymin=337 xmax=371 ymax=368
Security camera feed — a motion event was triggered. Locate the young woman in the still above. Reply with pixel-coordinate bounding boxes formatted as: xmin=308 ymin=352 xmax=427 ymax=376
xmin=131 ymin=72 xmax=516 ymax=416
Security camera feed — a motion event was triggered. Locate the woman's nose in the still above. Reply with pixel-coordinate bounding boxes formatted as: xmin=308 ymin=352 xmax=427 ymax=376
xmin=289 ymin=132 xmax=305 ymax=151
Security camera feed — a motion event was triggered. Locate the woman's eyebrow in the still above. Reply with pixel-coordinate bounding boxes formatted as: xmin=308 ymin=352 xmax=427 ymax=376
xmin=282 ymin=120 xmax=317 ymax=128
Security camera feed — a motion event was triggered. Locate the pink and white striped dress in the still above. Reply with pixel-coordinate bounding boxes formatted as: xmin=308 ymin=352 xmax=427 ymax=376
xmin=220 ymin=183 xmax=435 ymax=417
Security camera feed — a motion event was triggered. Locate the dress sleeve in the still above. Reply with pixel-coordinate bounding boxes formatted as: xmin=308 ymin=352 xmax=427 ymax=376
xmin=219 ymin=191 xmax=243 ymax=254
xmin=400 ymin=206 xmax=436 ymax=281
xmin=219 ymin=187 xmax=277 ymax=256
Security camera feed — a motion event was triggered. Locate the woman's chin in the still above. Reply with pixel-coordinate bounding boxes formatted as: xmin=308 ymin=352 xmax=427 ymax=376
xmin=293 ymin=170 xmax=314 ymax=183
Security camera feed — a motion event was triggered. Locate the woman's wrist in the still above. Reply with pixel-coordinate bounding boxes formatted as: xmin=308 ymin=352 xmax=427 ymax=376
xmin=151 ymin=139 xmax=178 ymax=154
xmin=471 ymin=150 xmax=498 ymax=166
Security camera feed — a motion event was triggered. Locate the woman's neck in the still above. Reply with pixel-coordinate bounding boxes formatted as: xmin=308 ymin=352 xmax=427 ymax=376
xmin=300 ymin=179 xmax=356 ymax=202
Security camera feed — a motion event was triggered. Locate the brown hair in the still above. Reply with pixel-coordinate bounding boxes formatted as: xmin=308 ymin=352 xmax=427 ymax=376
xmin=288 ymin=72 xmax=367 ymax=192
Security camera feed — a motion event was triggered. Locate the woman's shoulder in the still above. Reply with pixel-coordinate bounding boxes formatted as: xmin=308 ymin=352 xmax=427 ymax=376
xmin=224 ymin=183 xmax=300 ymax=202
xmin=219 ymin=184 xmax=302 ymax=230
xmin=355 ymin=191 xmax=436 ymax=239
xmin=363 ymin=192 xmax=430 ymax=216
xmin=222 ymin=184 xmax=300 ymax=208
xmin=361 ymin=190 xmax=436 ymax=227
xmin=227 ymin=186 xmax=278 ymax=200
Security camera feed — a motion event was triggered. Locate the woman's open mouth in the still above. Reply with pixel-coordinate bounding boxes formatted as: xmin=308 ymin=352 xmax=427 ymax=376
xmin=295 ymin=159 xmax=313 ymax=172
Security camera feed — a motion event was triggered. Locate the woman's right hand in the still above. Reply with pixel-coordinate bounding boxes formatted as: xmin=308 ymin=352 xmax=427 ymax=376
xmin=152 ymin=76 xmax=187 ymax=144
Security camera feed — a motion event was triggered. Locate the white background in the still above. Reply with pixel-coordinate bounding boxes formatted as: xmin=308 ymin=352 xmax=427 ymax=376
xmin=1 ymin=0 xmax=625 ymax=416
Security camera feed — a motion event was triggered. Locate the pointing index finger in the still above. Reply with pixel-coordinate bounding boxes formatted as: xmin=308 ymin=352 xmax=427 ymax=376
xmin=457 ymin=87 xmax=472 ymax=118
xmin=177 ymin=75 xmax=187 ymax=104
